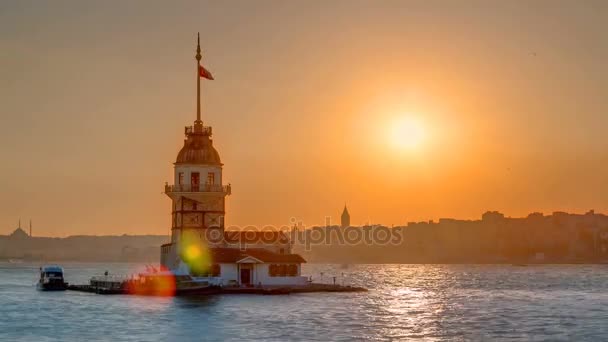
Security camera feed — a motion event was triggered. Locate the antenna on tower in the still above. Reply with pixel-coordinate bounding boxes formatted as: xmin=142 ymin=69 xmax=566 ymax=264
xmin=195 ymin=32 xmax=202 ymax=125
xmin=29 ymin=220 xmax=32 ymax=237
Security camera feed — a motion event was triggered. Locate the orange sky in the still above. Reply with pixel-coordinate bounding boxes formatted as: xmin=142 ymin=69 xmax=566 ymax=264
xmin=1 ymin=1 xmax=607 ymax=236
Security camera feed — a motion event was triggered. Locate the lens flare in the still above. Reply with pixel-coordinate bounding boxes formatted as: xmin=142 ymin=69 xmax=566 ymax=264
xmin=185 ymin=245 xmax=202 ymax=260
xmin=126 ymin=271 xmax=176 ymax=297
xmin=180 ymin=234 xmax=211 ymax=276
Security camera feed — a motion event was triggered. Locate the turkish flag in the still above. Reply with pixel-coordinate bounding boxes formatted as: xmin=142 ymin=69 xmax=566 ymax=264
xmin=199 ymin=65 xmax=214 ymax=80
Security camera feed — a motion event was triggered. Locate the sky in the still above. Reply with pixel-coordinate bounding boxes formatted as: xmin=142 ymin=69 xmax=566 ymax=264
xmin=1 ymin=0 xmax=607 ymax=236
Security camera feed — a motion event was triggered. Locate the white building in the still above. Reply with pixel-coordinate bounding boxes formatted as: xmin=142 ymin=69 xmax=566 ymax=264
xmin=160 ymin=35 xmax=306 ymax=286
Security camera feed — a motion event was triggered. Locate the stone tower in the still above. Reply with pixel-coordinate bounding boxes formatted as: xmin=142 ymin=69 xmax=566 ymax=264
xmin=160 ymin=34 xmax=231 ymax=270
xmin=341 ymin=205 xmax=350 ymax=228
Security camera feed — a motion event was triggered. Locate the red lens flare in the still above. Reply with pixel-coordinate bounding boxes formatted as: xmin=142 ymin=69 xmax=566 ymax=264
xmin=126 ymin=272 xmax=176 ymax=297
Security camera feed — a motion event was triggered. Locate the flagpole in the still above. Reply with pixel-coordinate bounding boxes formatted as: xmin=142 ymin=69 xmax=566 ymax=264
xmin=196 ymin=32 xmax=202 ymax=125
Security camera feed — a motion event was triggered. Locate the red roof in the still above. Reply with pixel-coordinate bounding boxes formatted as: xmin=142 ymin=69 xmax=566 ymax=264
xmin=209 ymin=248 xmax=306 ymax=264
xmin=224 ymin=230 xmax=290 ymax=244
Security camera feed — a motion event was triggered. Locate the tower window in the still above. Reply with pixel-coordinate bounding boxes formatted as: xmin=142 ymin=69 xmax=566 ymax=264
xmin=178 ymin=172 xmax=184 ymax=185
xmin=191 ymin=172 xmax=200 ymax=191
xmin=207 ymin=172 xmax=215 ymax=185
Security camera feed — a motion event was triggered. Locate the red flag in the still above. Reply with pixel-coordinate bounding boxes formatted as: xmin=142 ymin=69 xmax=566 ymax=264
xmin=199 ymin=65 xmax=214 ymax=80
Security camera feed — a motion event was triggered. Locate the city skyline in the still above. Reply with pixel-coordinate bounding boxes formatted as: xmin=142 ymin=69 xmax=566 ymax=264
xmin=3 ymin=208 xmax=607 ymax=264
xmin=3 ymin=208 xmax=606 ymax=238
xmin=2 ymin=1 xmax=607 ymax=236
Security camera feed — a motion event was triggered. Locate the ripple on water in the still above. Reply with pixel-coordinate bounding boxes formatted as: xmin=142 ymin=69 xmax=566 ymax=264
xmin=1 ymin=263 xmax=608 ymax=341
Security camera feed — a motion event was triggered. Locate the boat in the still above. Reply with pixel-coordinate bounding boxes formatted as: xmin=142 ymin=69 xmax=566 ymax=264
xmin=127 ymin=271 xmax=221 ymax=296
xmin=37 ymin=265 xmax=68 ymax=291
xmin=85 ymin=268 xmax=220 ymax=296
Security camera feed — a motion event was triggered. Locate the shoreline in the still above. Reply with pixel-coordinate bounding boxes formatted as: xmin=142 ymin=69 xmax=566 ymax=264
xmin=4 ymin=259 xmax=608 ymax=265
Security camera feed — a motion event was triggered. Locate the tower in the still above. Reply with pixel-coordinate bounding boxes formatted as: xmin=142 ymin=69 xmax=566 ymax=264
xmin=341 ymin=205 xmax=350 ymax=228
xmin=161 ymin=34 xmax=230 ymax=270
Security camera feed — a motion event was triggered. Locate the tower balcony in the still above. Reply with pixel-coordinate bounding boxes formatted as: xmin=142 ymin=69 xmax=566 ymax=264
xmin=185 ymin=125 xmax=212 ymax=136
xmin=165 ymin=183 xmax=231 ymax=195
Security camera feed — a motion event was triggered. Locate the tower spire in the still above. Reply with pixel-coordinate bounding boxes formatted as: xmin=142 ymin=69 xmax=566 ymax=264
xmin=195 ymin=32 xmax=202 ymax=127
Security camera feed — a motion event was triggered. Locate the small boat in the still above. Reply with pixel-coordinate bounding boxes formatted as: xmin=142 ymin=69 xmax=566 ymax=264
xmin=37 ymin=265 xmax=68 ymax=291
xmin=126 ymin=270 xmax=220 ymax=296
xmin=86 ymin=268 xmax=220 ymax=296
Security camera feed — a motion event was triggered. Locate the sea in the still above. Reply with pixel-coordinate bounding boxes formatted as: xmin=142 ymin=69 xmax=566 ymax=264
xmin=1 ymin=262 xmax=607 ymax=341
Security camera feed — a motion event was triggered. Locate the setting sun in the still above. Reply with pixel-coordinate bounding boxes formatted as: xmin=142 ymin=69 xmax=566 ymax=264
xmin=389 ymin=116 xmax=426 ymax=152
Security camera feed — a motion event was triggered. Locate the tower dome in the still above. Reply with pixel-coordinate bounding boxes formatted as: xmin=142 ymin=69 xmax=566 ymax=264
xmin=175 ymin=126 xmax=222 ymax=165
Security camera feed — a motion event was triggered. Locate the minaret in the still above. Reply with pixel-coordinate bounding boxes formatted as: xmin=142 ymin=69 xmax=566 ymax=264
xmin=160 ymin=34 xmax=230 ymax=271
xmin=29 ymin=220 xmax=32 ymax=237
xmin=341 ymin=205 xmax=351 ymax=228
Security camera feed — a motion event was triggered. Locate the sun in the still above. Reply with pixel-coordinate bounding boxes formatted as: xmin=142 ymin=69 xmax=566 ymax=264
xmin=389 ymin=116 xmax=426 ymax=152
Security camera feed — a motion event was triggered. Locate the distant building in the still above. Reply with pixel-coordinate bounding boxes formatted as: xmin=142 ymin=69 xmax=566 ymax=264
xmin=10 ymin=227 xmax=29 ymax=240
xmin=482 ymin=211 xmax=505 ymax=223
xmin=341 ymin=205 xmax=350 ymax=228
xmin=10 ymin=219 xmax=29 ymax=239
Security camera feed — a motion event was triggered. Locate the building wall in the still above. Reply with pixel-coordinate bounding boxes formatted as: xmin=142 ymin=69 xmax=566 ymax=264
xmin=172 ymin=228 xmax=225 ymax=249
xmin=341 ymin=213 xmax=350 ymax=228
xmin=254 ymin=263 xmax=307 ymax=286
xmin=174 ymin=164 xmax=223 ymax=185
xmin=224 ymin=241 xmax=291 ymax=254
xmin=168 ymin=180 xmax=227 ymax=248
xmin=220 ymin=263 xmax=238 ymax=284
xmin=160 ymin=243 xmax=179 ymax=270
xmin=216 ymin=263 xmax=307 ymax=286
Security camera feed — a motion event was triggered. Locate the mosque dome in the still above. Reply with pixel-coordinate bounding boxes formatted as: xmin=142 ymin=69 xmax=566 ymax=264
xmin=10 ymin=228 xmax=29 ymax=239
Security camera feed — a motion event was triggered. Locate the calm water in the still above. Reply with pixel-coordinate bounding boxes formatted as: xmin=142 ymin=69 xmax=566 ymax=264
xmin=1 ymin=263 xmax=608 ymax=341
